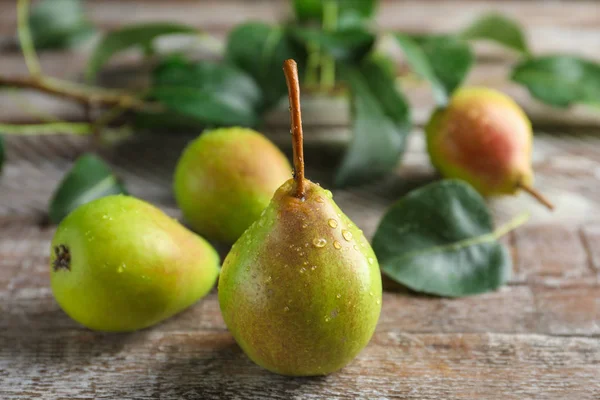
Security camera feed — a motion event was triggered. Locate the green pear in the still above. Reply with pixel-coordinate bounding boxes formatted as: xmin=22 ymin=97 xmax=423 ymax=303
xmin=218 ymin=60 xmax=382 ymax=376
xmin=426 ymin=87 xmax=553 ymax=209
xmin=173 ymin=127 xmax=292 ymax=243
xmin=50 ymin=195 xmax=220 ymax=332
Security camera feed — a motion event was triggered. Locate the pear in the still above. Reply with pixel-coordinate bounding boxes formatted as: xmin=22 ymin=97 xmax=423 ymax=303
xmin=50 ymin=195 xmax=220 ymax=332
xmin=173 ymin=127 xmax=292 ymax=243
xmin=218 ymin=60 xmax=382 ymax=376
xmin=426 ymin=86 xmax=553 ymax=210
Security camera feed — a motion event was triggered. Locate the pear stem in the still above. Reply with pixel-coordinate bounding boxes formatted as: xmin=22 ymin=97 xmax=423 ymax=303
xmin=283 ymin=59 xmax=306 ymax=199
xmin=518 ymin=182 xmax=554 ymax=211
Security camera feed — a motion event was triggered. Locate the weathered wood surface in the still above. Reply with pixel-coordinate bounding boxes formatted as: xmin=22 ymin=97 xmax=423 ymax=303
xmin=2 ymin=1 xmax=600 ymax=399
xmin=2 ymin=129 xmax=600 ymax=399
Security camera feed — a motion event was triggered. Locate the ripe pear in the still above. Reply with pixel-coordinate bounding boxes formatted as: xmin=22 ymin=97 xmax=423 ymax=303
xmin=173 ymin=127 xmax=292 ymax=243
xmin=50 ymin=195 xmax=220 ymax=332
xmin=218 ymin=60 xmax=382 ymax=376
xmin=426 ymin=87 xmax=553 ymax=209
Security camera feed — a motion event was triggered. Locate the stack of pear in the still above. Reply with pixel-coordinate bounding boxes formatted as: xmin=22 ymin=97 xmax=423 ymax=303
xmin=218 ymin=60 xmax=382 ymax=376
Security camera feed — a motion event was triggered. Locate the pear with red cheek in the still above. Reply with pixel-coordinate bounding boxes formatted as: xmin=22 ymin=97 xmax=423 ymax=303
xmin=426 ymin=87 xmax=553 ymax=210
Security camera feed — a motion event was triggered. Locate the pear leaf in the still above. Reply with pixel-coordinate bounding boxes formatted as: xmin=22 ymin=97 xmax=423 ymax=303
xmin=293 ymin=0 xmax=378 ymax=29
xmin=226 ymin=22 xmax=306 ymax=110
xmin=512 ymin=55 xmax=600 ymax=108
xmin=372 ymin=180 xmax=525 ymax=297
xmin=86 ymin=22 xmax=198 ymax=81
xmin=395 ymin=34 xmax=474 ymax=105
xmin=291 ymin=27 xmax=375 ymax=62
xmin=460 ymin=13 xmax=530 ymax=55
xmin=394 ymin=34 xmax=447 ymax=105
xmin=150 ymin=56 xmax=262 ymax=127
xmin=335 ymin=58 xmax=410 ymax=187
xmin=49 ymin=154 xmax=127 ymax=224
xmin=28 ymin=0 xmax=94 ymax=50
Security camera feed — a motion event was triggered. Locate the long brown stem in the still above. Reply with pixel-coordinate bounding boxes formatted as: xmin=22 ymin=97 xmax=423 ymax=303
xmin=283 ymin=59 xmax=306 ymax=199
xmin=0 ymin=75 xmax=157 ymax=111
xmin=518 ymin=182 xmax=554 ymax=211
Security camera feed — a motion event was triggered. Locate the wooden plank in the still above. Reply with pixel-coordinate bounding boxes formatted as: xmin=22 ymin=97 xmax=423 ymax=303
xmin=533 ymin=284 xmax=600 ymax=336
xmin=513 ymin=225 xmax=592 ymax=282
xmin=0 ymin=285 xmax=540 ymax=335
xmin=0 ymin=330 xmax=598 ymax=399
xmin=4 ymin=129 xmax=600 ymax=227
xmin=582 ymin=224 xmax=600 ymax=271
xmin=4 ymin=278 xmax=598 ymax=337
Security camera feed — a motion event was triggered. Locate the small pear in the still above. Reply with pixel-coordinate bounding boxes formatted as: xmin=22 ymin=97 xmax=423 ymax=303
xmin=218 ymin=60 xmax=382 ymax=376
xmin=50 ymin=195 xmax=220 ymax=332
xmin=426 ymin=87 xmax=553 ymax=209
xmin=173 ymin=127 xmax=292 ymax=243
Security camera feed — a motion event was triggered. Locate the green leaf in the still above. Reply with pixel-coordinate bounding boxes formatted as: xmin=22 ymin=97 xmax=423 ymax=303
xmin=512 ymin=55 xmax=600 ymax=108
xmin=372 ymin=180 xmax=522 ymax=297
xmin=49 ymin=154 xmax=127 ymax=224
xmin=334 ymin=59 xmax=410 ymax=187
xmin=133 ymin=109 xmax=205 ymax=133
xmin=0 ymin=136 xmax=5 ymax=174
xmin=291 ymin=27 xmax=375 ymax=62
xmin=86 ymin=22 xmax=198 ymax=81
xmin=29 ymin=0 xmax=94 ymax=50
xmin=424 ymin=36 xmax=474 ymax=97
xmin=395 ymin=34 xmax=474 ymax=105
xmin=293 ymin=0 xmax=378 ymax=29
xmin=150 ymin=56 xmax=262 ymax=127
xmin=226 ymin=23 xmax=306 ymax=109
xmin=461 ymin=13 xmax=529 ymax=55
xmin=395 ymin=34 xmax=447 ymax=105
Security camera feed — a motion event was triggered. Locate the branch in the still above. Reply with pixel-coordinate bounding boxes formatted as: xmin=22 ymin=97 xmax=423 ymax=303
xmin=0 ymin=75 xmax=162 ymax=112
xmin=17 ymin=0 xmax=41 ymax=77
xmin=0 ymin=122 xmax=93 ymax=136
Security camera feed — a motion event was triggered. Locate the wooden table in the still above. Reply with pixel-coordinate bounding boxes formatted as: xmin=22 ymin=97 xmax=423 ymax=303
xmin=1 ymin=1 xmax=600 ymax=399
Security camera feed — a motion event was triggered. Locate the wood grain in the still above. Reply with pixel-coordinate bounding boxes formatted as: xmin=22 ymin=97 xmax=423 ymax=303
xmin=1 ymin=329 xmax=599 ymax=399
xmin=582 ymin=225 xmax=600 ymax=271
xmin=1 ymin=1 xmax=600 ymax=398
xmin=513 ymin=225 xmax=592 ymax=281
xmin=3 ymin=129 xmax=600 ymax=228
xmin=1 ymin=129 xmax=599 ymax=398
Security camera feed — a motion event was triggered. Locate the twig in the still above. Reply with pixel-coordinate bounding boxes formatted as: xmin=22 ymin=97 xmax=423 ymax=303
xmin=6 ymin=0 xmax=158 ymax=140
xmin=16 ymin=0 xmax=41 ymax=77
xmin=0 ymin=75 xmax=160 ymax=112
xmin=95 ymin=106 xmax=127 ymax=128
xmin=0 ymin=122 xmax=93 ymax=136
xmin=92 ymin=105 xmax=128 ymax=144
